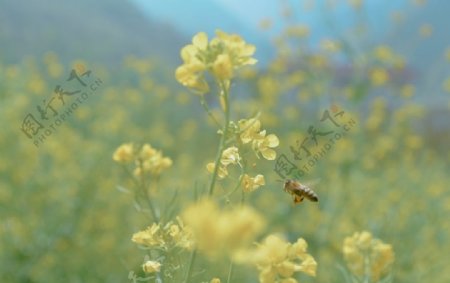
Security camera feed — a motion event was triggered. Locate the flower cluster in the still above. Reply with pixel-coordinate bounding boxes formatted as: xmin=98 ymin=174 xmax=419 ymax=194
xmin=206 ymin=146 xmax=241 ymax=179
xmin=131 ymin=217 xmax=194 ymax=251
xmin=236 ymin=235 xmax=317 ymax=283
xmin=175 ymin=30 xmax=257 ymax=94
xmin=142 ymin=260 xmax=161 ymax=273
xmin=181 ymin=198 xmax=265 ymax=259
xmin=112 ymin=143 xmax=172 ymax=176
xmin=238 ymin=118 xmax=280 ymax=160
xmin=343 ymin=231 xmax=395 ymax=282
xmin=241 ymin=174 xmax=265 ymax=193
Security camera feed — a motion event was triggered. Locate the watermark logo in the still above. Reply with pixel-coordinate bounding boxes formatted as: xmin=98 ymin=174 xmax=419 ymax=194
xmin=20 ymin=68 xmax=103 ymax=147
xmin=274 ymin=104 xmax=356 ymax=179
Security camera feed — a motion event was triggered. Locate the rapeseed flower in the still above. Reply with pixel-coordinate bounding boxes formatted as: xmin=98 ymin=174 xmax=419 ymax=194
xmin=206 ymin=146 xmax=241 ymax=179
xmin=238 ymin=118 xmax=280 ymax=160
xmin=112 ymin=143 xmax=134 ymax=163
xmin=236 ymin=235 xmax=317 ymax=283
xmin=142 ymin=260 xmax=161 ymax=273
xmin=242 ymin=174 xmax=265 ymax=193
xmin=175 ymin=30 xmax=256 ymax=94
xmin=252 ymin=131 xmax=280 ymax=160
xmin=343 ymin=231 xmax=395 ymax=281
xmin=181 ymin=199 xmax=265 ymax=259
xmin=132 ymin=217 xmax=194 ymax=251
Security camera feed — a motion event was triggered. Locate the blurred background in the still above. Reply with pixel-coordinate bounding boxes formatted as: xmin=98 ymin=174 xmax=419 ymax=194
xmin=1 ymin=0 xmax=449 ymax=282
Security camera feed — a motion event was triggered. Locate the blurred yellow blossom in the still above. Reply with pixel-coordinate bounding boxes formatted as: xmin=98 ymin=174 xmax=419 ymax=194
xmin=374 ymin=45 xmax=394 ymax=62
xmin=132 ymin=223 xmax=165 ymax=247
xmin=445 ymin=47 xmax=450 ymax=61
xmin=401 ymin=84 xmax=415 ymax=97
xmin=212 ymin=53 xmax=234 ymax=80
xmin=443 ymin=77 xmax=450 ymax=93
xmin=206 ymin=162 xmax=229 ymax=179
xmin=142 ymin=260 xmax=161 ymax=273
xmin=176 ymin=30 xmax=256 ymax=93
xmin=181 ymin=199 xmax=265 ymax=259
xmin=134 ymin=144 xmax=172 ymax=176
xmin=285 ymin=25 xmax=310 ymax=38
xmin=343 ymin=231 xmax=395 ymax=281
xmin=370 ymin=67 xmax=389 ymax=86
xmin=138 ymin=144 xmax=158 ymax=160
xmin=210 ymin=278 xmax=221 ymax=283
xmin=236 ymin=235 xmax=317 ymax=282
xmin=112 ymin=143 xmax=134 ymax=163
xmin=348 ymin=0 xmax=362 ymax=9
xmin=242 ymin=174 xmax=265 ymax=193
xmin=320 ymin=39 xmax=341 ymax=53
xmin=419 ymin=24 xmax=432 ymax=37
xmin=259 ymin=18 xmax=273 ymax=30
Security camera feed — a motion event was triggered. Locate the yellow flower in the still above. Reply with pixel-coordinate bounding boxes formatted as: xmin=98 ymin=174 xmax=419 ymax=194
xmin=370 ymin=67 xmax=389 ymax=86
xmin=206 ymin=162 xmax=229 ymax=179
xmin=213 ymin=53 xmax=234 ymax=80
xmin=374 ymin=45 xmax=394 ymax=62
xmin=401 ymin=84 xmax=415 ymax=97
xmin=142 ymin=260 xmax=161 ymax=273
xmin=112 ymin=143 xmax=134 ymax=163
xmin=131 ymin=223 xmax=164 ymax=247
xmin=134 ymin=145 xmax=172 ymax=176
xmin=239 ymin=118 xmax=262 ymax=144
xmin=213 ymin=30 xmax=257 ymax=66
xmin=220 ymin=146 xmax=241 ymax=166
xmin=343 ymin=231 xmax=395 ymax=281
xmin=240 ymin=234 xmax=317 ymax=282
xmin=181 ymin=199 xmax=265 ymax=259
xmin=176 ymin=30 xmax=256 ymax=92
xmin=210 ymin=278 xmax=221 ymax=283
xmin=252 ymin=131 xmax=280 ymax=160
xmin=132 ymin=218 xmax=194 ymax=251
xmin=296 ymin=254 xmax=317 ymax=276
xmin=242 ymin=174 xmax=265 ymax=193
xmin=138 ymin=143 xmax=158 ymax=160
xmin=206 ymin=146 xmax=241 ymax=179
xmin=175 ymin=62 xmax=209 ymax=94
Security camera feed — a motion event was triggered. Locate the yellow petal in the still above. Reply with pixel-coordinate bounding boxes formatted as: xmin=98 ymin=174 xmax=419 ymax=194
xmin=266 ymin=134 xmax=280 ymax=147
xmin=192 ymin=32 xmax=208 ymax=50
xmin=261 ymin=148 xmax=276 ymax=160
xmin=254 ymin=174 xmax=265 ymax=186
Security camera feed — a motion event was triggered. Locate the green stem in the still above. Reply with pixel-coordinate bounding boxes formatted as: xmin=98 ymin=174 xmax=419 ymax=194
xmin=138 ymin=160 xmax=159 ymax=222
xmin=183 ymin=249 xmax=197 ymax=283
xmin=200 ymin=96 xmax=222 ymax=128
xmin=122 ymin=166 xmax=153 ymax=221
xmin=226 ymin=261 xmax=234 ymax=283
xmin=208 ymin=83 xmax=230 ymax=196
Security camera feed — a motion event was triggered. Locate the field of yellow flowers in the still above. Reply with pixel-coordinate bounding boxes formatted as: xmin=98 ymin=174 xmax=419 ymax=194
xmin=1 ymin=3 xmax=450 ymax=283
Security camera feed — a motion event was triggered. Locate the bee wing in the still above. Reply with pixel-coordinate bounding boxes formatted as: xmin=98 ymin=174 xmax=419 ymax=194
xmin=304 ymin=178 xmax=321 ymax=188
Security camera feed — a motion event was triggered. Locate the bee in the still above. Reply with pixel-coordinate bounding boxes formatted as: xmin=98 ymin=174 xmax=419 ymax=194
xmin=283 ymin=179 xmax=318 ymax=204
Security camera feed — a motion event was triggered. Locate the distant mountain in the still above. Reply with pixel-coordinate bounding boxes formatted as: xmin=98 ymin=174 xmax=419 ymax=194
xmin=0 ymin=0 xmax=188 ymax=66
